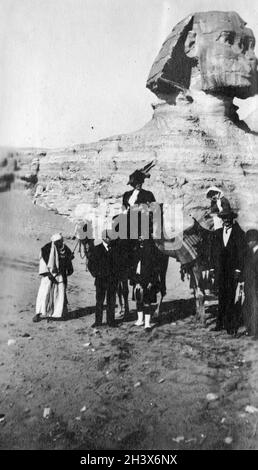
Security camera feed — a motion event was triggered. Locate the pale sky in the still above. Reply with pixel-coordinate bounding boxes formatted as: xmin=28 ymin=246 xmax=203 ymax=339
xmin=0 ymin=0 xmax=258 ymax=148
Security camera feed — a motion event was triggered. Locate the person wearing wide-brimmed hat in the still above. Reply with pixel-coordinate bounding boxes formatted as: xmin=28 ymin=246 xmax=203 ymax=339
xmin=209 ymin=208 xmax=247 ymax=335
xmin=33 ymin=233 xmax=74 ymax=322
xmin=242 ymin=229 xmax=258 ymax=337
xmin=122 ymin=162 xmax=156 ymax=210
xmin=206 ymin=186 xmax=231 ymax=230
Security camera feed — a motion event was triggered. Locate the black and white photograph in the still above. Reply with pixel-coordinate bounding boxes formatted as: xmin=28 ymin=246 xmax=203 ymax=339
xmin=1 ymin=0 xmax=258 ymax=456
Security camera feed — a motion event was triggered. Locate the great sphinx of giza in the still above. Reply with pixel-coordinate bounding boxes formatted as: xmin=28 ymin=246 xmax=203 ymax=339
xmin=148 ymin=11 xmax=257 ymax=97
xmin=15 ymin=11 xmax=258 ymax=230
xmin=146 ymin=11 xmax=257 ymax=131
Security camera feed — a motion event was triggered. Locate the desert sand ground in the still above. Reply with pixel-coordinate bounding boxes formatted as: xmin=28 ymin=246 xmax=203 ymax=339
xmin=0 ymin=190 xmax=258 ymax=450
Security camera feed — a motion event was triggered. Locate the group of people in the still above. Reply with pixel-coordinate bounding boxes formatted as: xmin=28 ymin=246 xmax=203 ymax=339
xmin=33 ymin=163 xmax=161 ymax=331
xmin=207 ymin=186 xmax=258 ymax=337
xmin=33 ymin=169 xmax=258 ymax=339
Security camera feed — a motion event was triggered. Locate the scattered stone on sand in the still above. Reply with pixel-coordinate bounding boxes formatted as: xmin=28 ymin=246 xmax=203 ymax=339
xmin=7 ymin=339 xmax=16 ymax=346
xmin=134 ymin=381 xmax=141 ymax=388
xmin=172 ymin=436 xmax=184 ymax=443
xmin=118 ymin=363 xmax=128 ymax=373
xmin=224 ymin=437 xmax=233 ymax=445
xmin=206 ymin=393 xmax=219 ymax=402
xmin=245 ymin=405 xmax=258 ymax=414
xmin=43 ymin=407 xmax=52 ymax=419
xmin=104 ymin=354 xmax=111 ymax=362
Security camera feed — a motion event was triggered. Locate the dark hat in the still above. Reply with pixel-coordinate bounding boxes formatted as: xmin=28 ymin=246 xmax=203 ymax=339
xmin=246 ymin=229 xmax=258 ymax=242
xmin=127 ymin=170 xmax=146 ymax=186
xmin=218 ymin=208 xmax=238 ymax=219
xmin=127 ymin=161 xmax=155 ymax=185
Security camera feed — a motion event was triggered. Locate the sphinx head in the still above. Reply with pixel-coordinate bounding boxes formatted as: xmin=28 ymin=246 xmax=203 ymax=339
xmin=147 ymin=11 xmax=257 ymax=99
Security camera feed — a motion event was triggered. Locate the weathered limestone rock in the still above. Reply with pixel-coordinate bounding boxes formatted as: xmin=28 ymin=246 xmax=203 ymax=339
xmin=147 ymin=11 xmax=257 ymax=99
xmin=12 ymin=11 xmax=258 ymax=232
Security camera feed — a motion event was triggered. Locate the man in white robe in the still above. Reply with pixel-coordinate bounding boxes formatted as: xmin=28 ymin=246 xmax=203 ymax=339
xmin=33 ymin=233 xmax=73 ymax=322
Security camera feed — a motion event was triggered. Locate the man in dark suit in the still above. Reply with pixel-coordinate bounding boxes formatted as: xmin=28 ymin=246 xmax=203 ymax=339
xmin=88 ymin=230 xmax=120 ymax=328
xmin=209 ymin=208 xmax=246 ymax=335
xmin=122 ymin=168 xmax=156 ymax=210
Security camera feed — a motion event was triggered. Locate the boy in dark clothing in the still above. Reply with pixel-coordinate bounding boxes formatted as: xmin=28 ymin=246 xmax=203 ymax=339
xmin=130 ymin=236 xmax=161 ymax=330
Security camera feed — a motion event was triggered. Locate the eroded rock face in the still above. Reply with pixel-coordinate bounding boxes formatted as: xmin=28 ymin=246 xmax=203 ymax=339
xmin=13 ymin=11 xmax=258 ymax=233
xmin=13 ymin=93 xmax=258 ymax=231
xmin=147 ymin=11 xmax=257 ymax=99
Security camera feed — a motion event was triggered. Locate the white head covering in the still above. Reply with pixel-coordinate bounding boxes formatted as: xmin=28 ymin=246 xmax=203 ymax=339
xmin=51 ymin=233 xmax=63 ymax=243
xmin=206 ymin=186 xmax=224 ymax=198
xmin=48 ymin=233 xmax=63 ymax=273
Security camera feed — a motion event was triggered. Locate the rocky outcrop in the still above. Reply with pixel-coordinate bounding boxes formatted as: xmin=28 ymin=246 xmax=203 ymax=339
xmin=0 ymin=148 xmax=42 ymax=191
xmin=12 ymin=92 xmax=258 ymax=231
xmin=11 ymin=11 xmax=258 ymax=232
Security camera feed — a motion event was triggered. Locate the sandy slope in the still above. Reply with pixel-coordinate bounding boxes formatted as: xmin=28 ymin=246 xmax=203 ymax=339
xmin=0 ymin=191 xmax=258 ymax=450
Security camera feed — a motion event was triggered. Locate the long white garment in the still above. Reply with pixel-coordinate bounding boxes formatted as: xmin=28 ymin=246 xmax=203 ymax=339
xmin=36 ymin=255 xmax=67 ymax=318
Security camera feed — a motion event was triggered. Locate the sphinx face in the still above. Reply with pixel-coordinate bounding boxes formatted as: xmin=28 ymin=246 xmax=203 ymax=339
xmin=147 ymin=11 xmax=258 ymax=100
xmin=186 ymin=12 xmax=257 ymax=98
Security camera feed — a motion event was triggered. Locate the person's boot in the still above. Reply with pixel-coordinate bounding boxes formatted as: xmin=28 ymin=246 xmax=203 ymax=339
xmin=134 ymin=311 xmax=144 ymax=326
xmin=144 ymin=314 xmax=151 ymax=330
